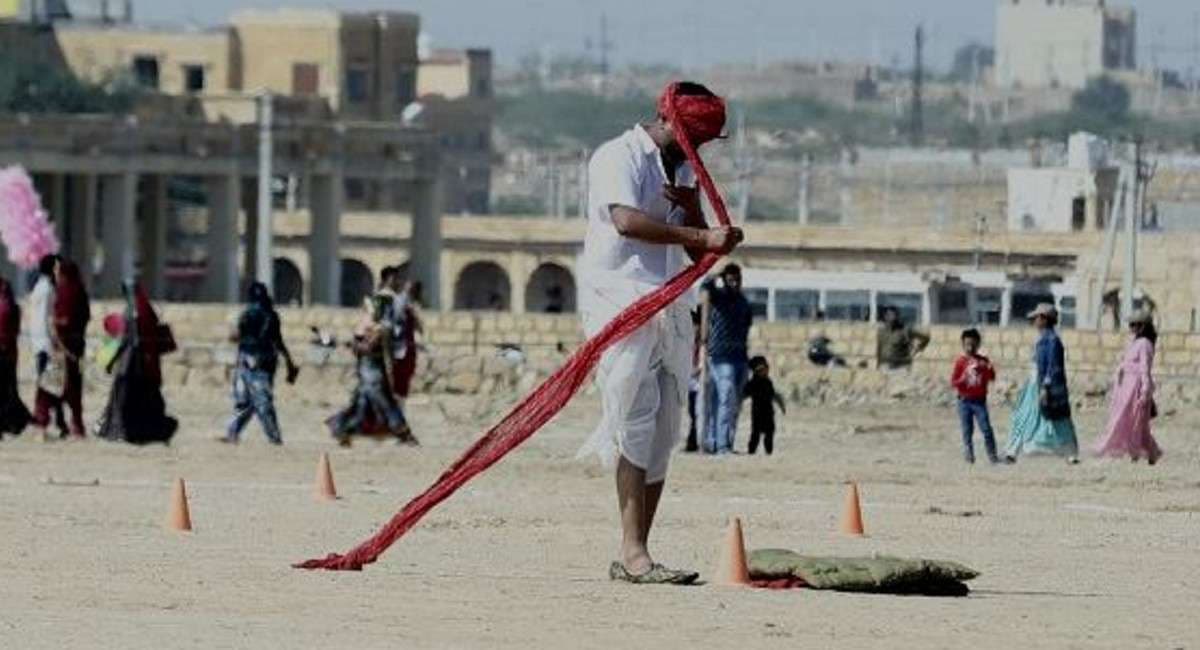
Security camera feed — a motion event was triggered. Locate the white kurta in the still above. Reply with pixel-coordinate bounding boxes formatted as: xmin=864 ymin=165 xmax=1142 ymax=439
xmin=576 ymin=125 xmax=698 ymax=480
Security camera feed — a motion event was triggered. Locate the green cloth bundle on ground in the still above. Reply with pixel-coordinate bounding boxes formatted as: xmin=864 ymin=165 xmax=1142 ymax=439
xmin=748 ymin=549 xmax=979 ymax=597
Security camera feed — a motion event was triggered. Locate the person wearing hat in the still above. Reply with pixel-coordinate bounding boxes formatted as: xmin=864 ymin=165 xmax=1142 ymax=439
xmin=1093 ymin=309 xmax=1163 ymax=464
xmin=576 ymin=81 xmax=742 ymax=585
xmin=1004 ymin=303 xmax=1079 ymax=464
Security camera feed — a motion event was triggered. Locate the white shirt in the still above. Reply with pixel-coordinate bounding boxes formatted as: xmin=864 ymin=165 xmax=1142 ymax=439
xmin=579 ymin=124 xmax=697 ymax=290
xmin=28 ymin=276 xmax=54 ymax=354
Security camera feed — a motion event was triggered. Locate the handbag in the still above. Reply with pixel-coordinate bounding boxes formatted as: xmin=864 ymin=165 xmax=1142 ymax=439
xmin=38 ymin=353 xmax=68 ymax=398
xmin=156 ymin=323 xmax=178 ymax=355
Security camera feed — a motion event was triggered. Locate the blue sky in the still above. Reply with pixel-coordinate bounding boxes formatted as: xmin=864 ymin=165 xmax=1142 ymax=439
xmin=140 ymin=0 xmax=1200 ymax=73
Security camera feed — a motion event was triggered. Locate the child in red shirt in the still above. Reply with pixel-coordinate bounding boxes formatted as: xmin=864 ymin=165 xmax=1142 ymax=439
xmin=951 ymin=328 xmax=998 ymax=464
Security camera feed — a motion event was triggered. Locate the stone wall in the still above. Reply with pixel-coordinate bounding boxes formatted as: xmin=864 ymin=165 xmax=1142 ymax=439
xmin=24 ymin=303 xmax=1200 ymax=409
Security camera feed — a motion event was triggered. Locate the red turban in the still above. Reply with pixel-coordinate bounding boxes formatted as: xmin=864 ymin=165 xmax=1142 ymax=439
xmin=658 ymin=82 xmax=727 ymax=147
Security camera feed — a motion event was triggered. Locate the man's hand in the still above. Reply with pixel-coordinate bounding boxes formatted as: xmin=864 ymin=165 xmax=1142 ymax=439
xmin=702 ymin=226 xmax=744 ymax=254
xmin=663 ymin=184 xmax=701 ymax=216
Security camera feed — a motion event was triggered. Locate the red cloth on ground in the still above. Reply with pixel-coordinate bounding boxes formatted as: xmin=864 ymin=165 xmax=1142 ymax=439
xmin=296 ymin=82 xmax=731 ymax=571
xmin=950 ymin=354 xmax=995 ymax=401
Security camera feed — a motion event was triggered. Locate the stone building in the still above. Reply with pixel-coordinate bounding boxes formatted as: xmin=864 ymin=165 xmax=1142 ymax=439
xmin=995 ymin=0 xmax=1136 ymax=90
xmin=417 ymin=48 xmax=495 ymax=215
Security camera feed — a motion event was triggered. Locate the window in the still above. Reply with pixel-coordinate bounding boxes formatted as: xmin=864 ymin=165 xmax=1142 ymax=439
xmin=744 ymin=288 xmax=769 ymax=320
xmin=1071 ymin=197 xmax=1086 ymax=231
xmin=826 ymin=290 xmax=871 ymax=322
xmin=776 ymin=289 xmax=820 ymax=322
xmin=346 ymin=67 xmax=369 ymax=103
xmin=395 ymin=67 xmax=415 ymax=106
xmin=132 ymin=56 xmax=159 ymax=89
xmin=183 ymin=65 xmax=205 ymax=93
xmin=292 ymin=63 xmax=319 ymax=96
xmin=974 ymin=289 xmax=1003 ymax=325
xmin=878 ymin=292 xmax=924 ymax=325
xmin=474 ymin=77 xmax=491 ymax=98
xmin=936 ymin=287 xmax=971 ymax=325
xmin=1058 ymin=296 xmax=1077 ymax=329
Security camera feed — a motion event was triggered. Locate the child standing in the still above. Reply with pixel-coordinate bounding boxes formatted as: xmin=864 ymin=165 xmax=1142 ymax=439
xmin=743 ymin=356 xmax=785 ymax=455
xmin=951 ymin=328 xmax=998 ymax=464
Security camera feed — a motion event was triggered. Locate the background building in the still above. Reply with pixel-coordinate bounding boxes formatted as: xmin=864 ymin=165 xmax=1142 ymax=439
xmin=995 ymin=0 xmax=1136 ymax=90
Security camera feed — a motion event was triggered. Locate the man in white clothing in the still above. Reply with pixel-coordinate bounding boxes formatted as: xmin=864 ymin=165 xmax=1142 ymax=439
xmin=28 ymin=254 xmax=64 ymax=433
xmin=578 ymin=82 xmax=742 ymax=584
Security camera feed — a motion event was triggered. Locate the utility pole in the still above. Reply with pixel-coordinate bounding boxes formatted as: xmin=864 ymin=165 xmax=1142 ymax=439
xmin=732 ymin=110 xmax=754 ymax=223
xmin=597 ymin=13 xmax=614 ymax=94
xmin=910 ymin=24 xmax=925 ymax=148
xmin=577 ymin=148 xmax=589 ymax=219
xmin=256 ymin=92 xmax=274 ymax=293
xmin=972 ymin=212 xmax=987 ymax=270
xmin=796 ymin=153 xmax=811 ymax=225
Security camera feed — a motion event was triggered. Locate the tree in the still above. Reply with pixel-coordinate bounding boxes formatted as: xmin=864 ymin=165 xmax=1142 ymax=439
xmin=949 ymin=43 xmax=994 ymax=83
xmin=1071 ymin=76 xmax=1131 ymax=122
xmin=0 ymin=60 xmax=139 ymax=114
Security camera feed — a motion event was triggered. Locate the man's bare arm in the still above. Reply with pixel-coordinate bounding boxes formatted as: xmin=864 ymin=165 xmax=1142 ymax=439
xmin=610 ymin=205 xmax=741 ymax=254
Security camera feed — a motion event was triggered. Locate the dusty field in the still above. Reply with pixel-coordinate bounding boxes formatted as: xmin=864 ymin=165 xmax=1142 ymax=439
xmin=1 ymin=384 xmax=1198 ymax=649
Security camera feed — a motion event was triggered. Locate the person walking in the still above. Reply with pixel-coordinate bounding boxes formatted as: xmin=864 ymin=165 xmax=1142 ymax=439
xmin=1004 ymin=304 xmax=1079 ymax=464
xmin=27 ymin=254 xmax=64 ymax=434
xmin=96 ymin=281 xmax=177 ymax=445
xmin=390 ymin=278 xmax=423 ymax=411
xmin=576 ymin=82 xmax=741 ymax=584
xmin=222 ymin=282 xmax=299 ymax=445
xmin=742 ymin=356 xmax=785 ymax=456
xmin=1093 ymin=310 xmax=1163 ymax=464
xmin=703 ymin=263 xmax=753 ymax=454
xmin=327 ymin=295 xmax=417 ymax=447
xmin=0 ymin=277 xmax=31 ymax=439
xmin=31 ymin=259 xmax=89 ymax=441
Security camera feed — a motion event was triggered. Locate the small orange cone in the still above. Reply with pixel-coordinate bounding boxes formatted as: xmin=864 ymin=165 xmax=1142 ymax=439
xmin=315 ymin=452 xmax=338 ymax=501
xmin=167 ymin=478 xmax=192 ymax=532
xmin=716 ymin=517 xmax=752 ymax=586
xmin=840 ymin=482 xmax=865 ymax=536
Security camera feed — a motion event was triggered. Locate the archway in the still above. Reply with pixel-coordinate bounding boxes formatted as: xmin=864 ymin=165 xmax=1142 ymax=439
xmin=525 ymin=262 xmax=576 ymax=313
xmin=273 ymin=258 xmax=304 ymax=306
xmin=453 ymin=261 xmax=511 ymax=311
xmin=339 ymin=258 xmax=375 ymax=308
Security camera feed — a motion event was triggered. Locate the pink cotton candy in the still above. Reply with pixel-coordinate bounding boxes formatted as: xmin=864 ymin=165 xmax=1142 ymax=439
xmin=0 ymin=166 xmax=61 ymax=269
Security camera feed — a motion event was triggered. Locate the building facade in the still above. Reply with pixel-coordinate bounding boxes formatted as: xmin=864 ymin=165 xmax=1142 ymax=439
xmin=995 ymin=0 xmax=1136 ymax=90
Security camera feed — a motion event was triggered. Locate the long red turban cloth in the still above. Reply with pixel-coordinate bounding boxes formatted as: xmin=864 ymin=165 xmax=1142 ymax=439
xmin=296 ymin=82 xmax=730 ymax=571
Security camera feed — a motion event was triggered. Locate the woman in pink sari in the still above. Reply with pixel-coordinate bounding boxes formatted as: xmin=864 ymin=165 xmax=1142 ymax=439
xmin=1094 ymin=310 xmax=1162 ymax=464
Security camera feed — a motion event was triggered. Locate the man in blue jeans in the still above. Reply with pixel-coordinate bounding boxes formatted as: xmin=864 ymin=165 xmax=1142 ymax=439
xmin=703 ymin=264 xmax=753 ymax=454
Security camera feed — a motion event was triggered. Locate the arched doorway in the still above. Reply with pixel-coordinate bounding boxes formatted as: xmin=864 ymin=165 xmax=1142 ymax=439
xmin=339 ymin=258 xmax=375 ymax=308
xmin=454 ymin=261 xmax=510 ymax=311
xmin=525 ymin=262 xmax=576 ymax=313
xmin=273 ymin=258 xmax=304 ymax=306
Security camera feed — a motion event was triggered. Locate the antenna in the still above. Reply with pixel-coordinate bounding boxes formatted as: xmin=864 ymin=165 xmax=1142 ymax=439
xmin=911 ymin=24 xmax=925 ymax=147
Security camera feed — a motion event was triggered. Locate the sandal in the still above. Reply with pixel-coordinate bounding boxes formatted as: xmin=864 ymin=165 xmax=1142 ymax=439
xmin=609 ymin=561 xmax=699 ymax=586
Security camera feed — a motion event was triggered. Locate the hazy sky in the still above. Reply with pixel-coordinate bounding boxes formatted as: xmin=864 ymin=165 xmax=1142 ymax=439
xmin=138 ymin=0 xmax=1200 ymax=72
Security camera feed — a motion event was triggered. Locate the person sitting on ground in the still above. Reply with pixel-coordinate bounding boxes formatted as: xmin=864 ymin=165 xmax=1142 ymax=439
xmin=742 ymin=356 xmax=786 ymax=455
xmin=876 ymin=306 xmax=930 ymax=370
xmin=221 ymin=282 xmax=299 ymax=445
xmin=950 ymin=328 xmax=999 ymax=465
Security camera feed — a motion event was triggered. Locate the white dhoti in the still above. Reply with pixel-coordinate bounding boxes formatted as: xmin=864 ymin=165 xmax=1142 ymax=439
xmin=576 ymin=271 xmax=694 ymax=484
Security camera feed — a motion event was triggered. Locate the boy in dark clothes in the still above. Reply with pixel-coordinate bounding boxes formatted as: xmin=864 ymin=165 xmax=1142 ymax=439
xmin=742 ymin=356 xmax=786 ymax=455
xmin=950 ymin=328 xmax=998 ymax=464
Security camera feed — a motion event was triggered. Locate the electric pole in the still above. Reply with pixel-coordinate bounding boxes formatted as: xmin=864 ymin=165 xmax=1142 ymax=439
xmin=256 ymin=92 xmax=274 ymax=293
xmin=910 ymin=24 xmax=925 ymax=147
xmin=597 ymin=13 xmax=614 ymax=94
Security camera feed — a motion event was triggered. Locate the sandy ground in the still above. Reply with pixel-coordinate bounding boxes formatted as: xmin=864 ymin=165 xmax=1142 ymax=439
xmin=1 ymin=384 xmax=1198 ymax=650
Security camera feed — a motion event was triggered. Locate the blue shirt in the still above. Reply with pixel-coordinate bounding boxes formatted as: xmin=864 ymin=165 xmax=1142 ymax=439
xmin=705 ymin=283 xmax=753 ymax=362
xmin=1034 ymin=329 xmax=1068 ymax=389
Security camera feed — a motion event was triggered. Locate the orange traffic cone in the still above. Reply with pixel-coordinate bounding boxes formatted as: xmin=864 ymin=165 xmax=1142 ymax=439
xmin=840 ymin=482 xmax=865 ymax=536
xmin=167 ymin=478 xmax=192 ymax=532
xmin=716 ymin=517 xmax=752 ymax=586
xmin=315 ymin=452 xmax=338 ymax=501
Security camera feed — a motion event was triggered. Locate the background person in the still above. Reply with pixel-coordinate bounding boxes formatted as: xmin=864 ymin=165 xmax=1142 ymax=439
xmin=32 ymin=259 xmax=89 ymax=441
xmin=0 ymin=277 xmax=31 ymax=439
xmin=1004 ymin=303 xmax=1079 ymax=464
xmin=702 ymin=263 xmax=753 ymax=454
xmin=222 ymin=282 xmax=298 ymax=445
xmin=1093 ymin=310 xmax=1163 ymax=464
xmin=876 ymin=306 xmax=930 ymax=370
